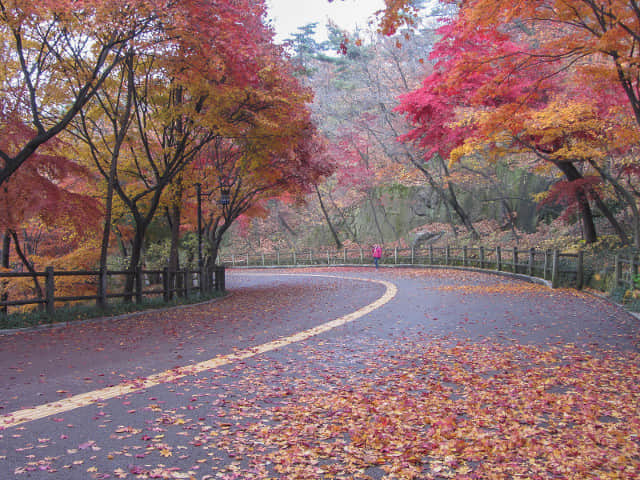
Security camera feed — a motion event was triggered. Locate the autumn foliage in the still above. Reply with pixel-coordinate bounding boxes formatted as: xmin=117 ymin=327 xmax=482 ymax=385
xmin=5 ymin=0 xmax=640 ymax=306
xmin=393 ymin=0 xmax=640 ymax=246
xmin=0 ymin=0 xmax=331 ymax=304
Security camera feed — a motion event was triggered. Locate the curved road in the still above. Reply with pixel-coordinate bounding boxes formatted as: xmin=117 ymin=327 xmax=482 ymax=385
xmin=0 ymin=267 xmax=638 ymax=479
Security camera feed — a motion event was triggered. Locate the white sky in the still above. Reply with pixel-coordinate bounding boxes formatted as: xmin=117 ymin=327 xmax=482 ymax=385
xmin=266 ymin=0 xmax=386 ymax=42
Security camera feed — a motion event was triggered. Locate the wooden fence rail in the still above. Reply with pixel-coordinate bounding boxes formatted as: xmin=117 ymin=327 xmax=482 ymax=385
xmin=0 ymin=266 xmax=225 ymax=315
xmin=220 ymin=246 xmax=590 ymax=289
xmin=4 ymin=249 xmax=634 ymax=315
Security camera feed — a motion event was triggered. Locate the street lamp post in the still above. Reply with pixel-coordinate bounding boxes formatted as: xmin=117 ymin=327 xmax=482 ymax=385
xmin=220 ymin=186 xmax=230 ymax=206
xmin=196 ymin=181 xmax=231 ymax=291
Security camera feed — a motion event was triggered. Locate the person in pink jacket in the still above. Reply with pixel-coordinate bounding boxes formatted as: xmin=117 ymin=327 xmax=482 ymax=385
xmin=371 ymin=244 xmax=382 ymax=268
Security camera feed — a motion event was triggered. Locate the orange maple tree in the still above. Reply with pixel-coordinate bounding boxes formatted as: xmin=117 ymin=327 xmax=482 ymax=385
xmin=395 ymin=0 xmax=640 ymax=245
xmin=0 ymin=120 xmax=101 ymax=307
xmin=0 ymin=0 xmax=158 ymax=186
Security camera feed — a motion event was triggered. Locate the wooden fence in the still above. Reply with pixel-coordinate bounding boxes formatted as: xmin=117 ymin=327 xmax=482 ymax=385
xmin=0 ymin=266 xmax=225 ymax=315
xmin=219 ymin=246 xmax=586 ymax=289
xmin=3 ymin=249 xmax=635 ymax=315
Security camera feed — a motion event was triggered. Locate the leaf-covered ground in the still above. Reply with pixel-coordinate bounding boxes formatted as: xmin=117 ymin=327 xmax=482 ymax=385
xmin=1 ymin=268 xmax=638 ymax=479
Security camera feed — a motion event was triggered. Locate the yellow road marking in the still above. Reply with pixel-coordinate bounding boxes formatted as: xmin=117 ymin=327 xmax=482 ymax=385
xmin=2 ymin=275 xmax=396 ymax=429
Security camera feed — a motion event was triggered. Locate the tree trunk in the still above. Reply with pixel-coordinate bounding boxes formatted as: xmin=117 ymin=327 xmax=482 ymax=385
xmin=98 ymin=54 xmax=135 ymax=272
xmin=315 ymin=184 xmax=342 ymax=249
xmin=373 ymin=101 xmax=478 ymax=239
xmin=437 ymin=155 xmax=479 ymax=240
xmin=9 ymin=229 xmax=44 ymax=304
xmin=447 ymin=182 xmax=479 ymax=239
xmin=277 ymin=211 xmax=298 ymax=238
xmin=554 ymin=161 xmax=597 ymax=244
xmin=99 ymin=161 xmax=118 ymax=273
xmin=441 ymin=200 xmax=459 ymax=238
xmin=577 ymin=192 xmax=598 ymax=244
xmin=206 ymin=220 xmax=231 ymax=273
xmin=591 ymin=192 xmax=628 ymax=245
xmin=167 ymin=202 xmax=182 ymax=298
xmin=367 ymin=193 xmax=385 ymax=244
xmin=404 ymin=152 xmax=477 ymax=239
xmin=1 ymin=231 xmax=10 ymax=314
xmin=589 ymin=159 xmax=638 ymax=247
xmin=500 ymin=198 xmax=520 ymax=242
xmin=328 ymin=191 xmax=359 ymax=243
xmin=168 ymin=205 xmax=181 ymax=272
xmin=114 ymin=227 xmax=129 ymax=258
xmin=124 ymin=225 xmax=146 ymax=301
xmin=2 ymin=231 xmax=9 ymax=269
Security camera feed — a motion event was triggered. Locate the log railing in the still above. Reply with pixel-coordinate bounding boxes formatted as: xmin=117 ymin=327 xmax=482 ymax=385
xmin=219 ymin=246 xmax=586 ymax=289
xmin=0 ymin=266 xmax=225 ymax=315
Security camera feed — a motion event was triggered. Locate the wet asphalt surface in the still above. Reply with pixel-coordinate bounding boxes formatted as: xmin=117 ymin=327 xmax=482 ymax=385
xmin=0 ymin=267 xmax=637 ymax=479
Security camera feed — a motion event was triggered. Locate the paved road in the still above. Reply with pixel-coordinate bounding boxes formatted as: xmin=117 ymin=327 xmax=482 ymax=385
xmin=0 ymin=267 xmax=637 ymax=479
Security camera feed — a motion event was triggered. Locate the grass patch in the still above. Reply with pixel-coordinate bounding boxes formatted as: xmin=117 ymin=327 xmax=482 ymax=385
xmin=0 ymin=291 xmax=225 ymax=331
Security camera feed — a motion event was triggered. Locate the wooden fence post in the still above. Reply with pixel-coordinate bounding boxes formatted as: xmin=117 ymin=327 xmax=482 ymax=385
xmin=614 ymin=255 xmax=621 ymax=288
xmin=178 ymin=269 xmax=185 ymax=297
xmin=445 ymin=245 xmax=450 ymax=265
xmin=327 ymin=251 xmax=330 ymax=265
xmin=293 ymin=250 xmax=297 ymax=266
xmin=528 ymin=248 xmax=535 ymax=276
xmin=576 ymin=250 xmax=584 ymax=290
xmin=512 ymin=247 xmax=518 ymax=274
xmin=360 ymin=248 xmax=363 ymax=264
xmin=163 ymin=267 xmax=170 ymax=302
xmin=496 ymin=246 xmax=502 ymax=271
xmin=551 ymin=250 xmax=560 ymax=288
xmin=277 ymin=250 xmax=280 ymax=266
xmin=411 ymin=246 xmax=415 ymax=265
xmin=479 ymin=246 xmax=485 ymax=269
xmin=185 ymin=269 xmax=192 ymax=297
xmin=394 ymin=247 xmax=398 ymax=264
xmin=429 ymin=245 xmax=434 ymax=265
xmin=463 ymin=246 xmax=468 ymax=267
xmin=45 ymin=266 xmax=55 ymax=315
xmin=98 ymin=268 xmax=107 ymax=308
xmin=632 ymin=256 xmax=639 ymax=285
xmin=262 ymin=253 xmax=265 ymax=266
xmin=135 ymin=266 xmax=143 ymax=303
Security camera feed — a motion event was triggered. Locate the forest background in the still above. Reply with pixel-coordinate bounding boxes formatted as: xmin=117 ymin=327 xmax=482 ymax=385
xmin=2 ymin=0 xmax=640 ymax=309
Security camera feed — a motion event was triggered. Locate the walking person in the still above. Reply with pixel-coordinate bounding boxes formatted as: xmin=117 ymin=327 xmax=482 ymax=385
xmin=372 ymin=244 xmax=382 ymax=268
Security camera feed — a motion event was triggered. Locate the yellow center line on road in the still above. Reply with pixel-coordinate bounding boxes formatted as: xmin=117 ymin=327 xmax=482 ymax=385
xmin=2 ymin=275 xmax=397 ymax=429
